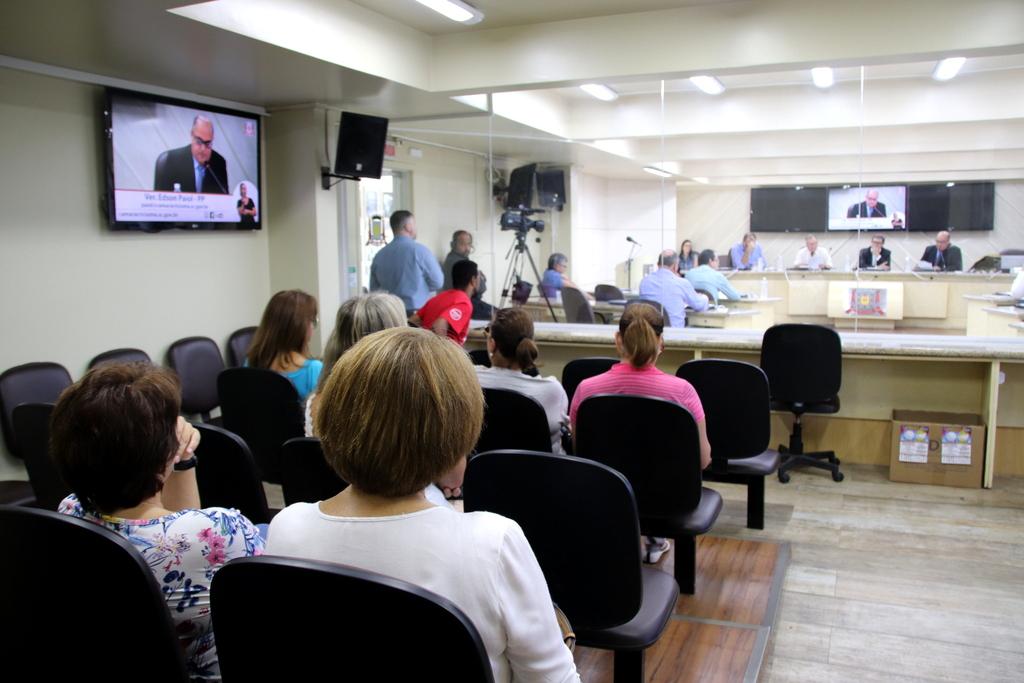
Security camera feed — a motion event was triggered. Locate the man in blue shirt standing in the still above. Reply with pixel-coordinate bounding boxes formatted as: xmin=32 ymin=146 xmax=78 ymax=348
xmin=729 ymin=232 xmax=765 ymax=271
xmin=685 ymin=249 xmax=743 ymax=305
xmin=370 ymin=210 xmax=444 ymax=315
xmin=638 ymin=250 xmax=709 ymax=327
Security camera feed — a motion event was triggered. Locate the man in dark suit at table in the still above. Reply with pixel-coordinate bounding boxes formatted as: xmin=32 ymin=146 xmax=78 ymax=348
xmin=920 ymin=230 xmax=963 ymax=272
xmin=847 ymin=189 xmax=887 ymax=218
xmin=858 ymin=234 xmax=892 ymax=270
xmin=153 ymin=115 xmax=228 ymax=194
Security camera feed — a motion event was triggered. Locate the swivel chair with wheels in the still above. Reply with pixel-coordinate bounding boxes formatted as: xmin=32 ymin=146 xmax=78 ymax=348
xmin=760 ymin=324 xmax=844 ymax=483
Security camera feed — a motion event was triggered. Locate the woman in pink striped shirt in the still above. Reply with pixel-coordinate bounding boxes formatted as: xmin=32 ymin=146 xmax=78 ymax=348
xmin=568 ymin=303 xmax=712 ymax=562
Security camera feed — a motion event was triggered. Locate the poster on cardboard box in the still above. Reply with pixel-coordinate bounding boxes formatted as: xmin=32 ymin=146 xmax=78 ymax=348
xmin=940 ymin=426 xmax=972 ymax=465
xmin=898 ymin=424 xmax=929 ymax=463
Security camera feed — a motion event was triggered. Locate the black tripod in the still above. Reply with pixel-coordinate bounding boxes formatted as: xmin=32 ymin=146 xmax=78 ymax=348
xmin=499 ymin=229 xmax=558 ymax=322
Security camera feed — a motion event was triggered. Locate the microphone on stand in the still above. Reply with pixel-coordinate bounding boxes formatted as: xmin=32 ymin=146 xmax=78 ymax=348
xmin=204 ymin=162 xmax=228 ymax=194
xmin=626 ymin=236 xmax=642 ymax=247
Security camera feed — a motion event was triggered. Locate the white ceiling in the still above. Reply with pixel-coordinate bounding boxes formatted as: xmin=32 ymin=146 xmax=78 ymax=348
xmin=0 ymin=0 xmax=1021 ymax=184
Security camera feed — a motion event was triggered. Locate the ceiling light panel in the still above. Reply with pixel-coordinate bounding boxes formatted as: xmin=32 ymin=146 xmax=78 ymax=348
xmin=414 ymin=0 xmax=484 ymax=25
xmin=932 ymin=57 xmax=966 ymax=81
xmin=689 ymin=75 xmax=725 ymax=95
xmin=579 ymin=83 xmax=619 ymax=101
xmin=811 ymin=67 xmax=834 ymax=88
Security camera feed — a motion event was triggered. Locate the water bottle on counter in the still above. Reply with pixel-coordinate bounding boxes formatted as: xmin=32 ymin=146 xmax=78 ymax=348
xmin=845 ymin=254 xmax=852 ymax=272
xmin=904 ymin=255 xmax=912 ymax=272
xmin=760 ymin=277 xmax=768 ymax=300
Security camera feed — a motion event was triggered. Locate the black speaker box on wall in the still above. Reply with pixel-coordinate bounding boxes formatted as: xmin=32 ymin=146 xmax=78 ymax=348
xmin=536 ymin=169 xmax=566 ymax=209
xmin=334 ymin=112 xmax=388 ymax=179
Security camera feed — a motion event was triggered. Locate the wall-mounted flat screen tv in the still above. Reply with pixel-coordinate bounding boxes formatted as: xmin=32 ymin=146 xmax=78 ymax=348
xmin=749 ymin=187 xmax=828 ymax=232
xmin=907 ymin=182 xmax=994 ymax=231
xmin=105 ymin=88 xmax=262 ymax=231
xmin=827 ymin=185 xmax=907 ymax=231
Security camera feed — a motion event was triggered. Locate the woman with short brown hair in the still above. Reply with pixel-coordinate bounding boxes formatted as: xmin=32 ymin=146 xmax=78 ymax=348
xmin=52 ymin=363 xmax=264 ymax=679
xmin=267 ymin=327 xmax=580 ymax=683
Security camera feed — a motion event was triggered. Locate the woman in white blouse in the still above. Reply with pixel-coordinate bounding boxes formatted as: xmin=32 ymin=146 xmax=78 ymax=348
xmin=267 ymin=327 xmax=580 ymax=683
xmin=474 ymin=307 xmax=570 ymax=454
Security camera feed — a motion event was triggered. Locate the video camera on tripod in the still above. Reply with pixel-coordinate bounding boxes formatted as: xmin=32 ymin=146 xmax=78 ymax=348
xmin=500 ymin=208 xmax=545 ymax=234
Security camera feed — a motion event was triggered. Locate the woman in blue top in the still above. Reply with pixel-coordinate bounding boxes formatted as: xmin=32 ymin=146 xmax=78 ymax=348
xmin=247 ymin=289 xmax=322 ymax=400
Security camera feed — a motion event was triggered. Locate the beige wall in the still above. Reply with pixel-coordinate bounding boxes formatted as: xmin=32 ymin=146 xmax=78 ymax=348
xmin=677 ymin=181 xmax=1024 ymax=270
xmin=0 ymin=67 xmax=273 ymax=480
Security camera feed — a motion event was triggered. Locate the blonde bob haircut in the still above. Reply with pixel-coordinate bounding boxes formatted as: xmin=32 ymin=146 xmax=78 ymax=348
xmin=315 ymin=326 xmax=484 ymax=497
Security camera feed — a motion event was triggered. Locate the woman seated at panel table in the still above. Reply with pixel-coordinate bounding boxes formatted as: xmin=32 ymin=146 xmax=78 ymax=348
xmin=247 ymin=289 xmax=322 ymax=401
xmin=52 ymin=363 xmax=265 ymax=680
xmin=475 ymin=307 xmax=569 ymax=454
xmin=266 ymin=327 xmax=581 ymax=683
xmin=568 ymin=302 xmax=711 ymax=564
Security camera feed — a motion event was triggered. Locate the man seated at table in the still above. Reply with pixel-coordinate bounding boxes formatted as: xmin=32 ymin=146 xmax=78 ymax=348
xmin=792 ymin=234 xmax=833 ymax=270
xmin=858 ymin=234 xmax=892 ymax=270
xmin=920 ymin=230 xmax=963 ymax=272
xmin=410 ymin=259 xmax=479 ymax=346
xmin=729 ymin=232 xmax=765 ymax=271
xmin=639 ymin=249 xmax=709 ymax=327
xmin=685 ymin=249 xmax=743 ymax=305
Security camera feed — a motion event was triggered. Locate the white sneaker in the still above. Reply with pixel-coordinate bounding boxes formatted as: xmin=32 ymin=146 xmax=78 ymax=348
xmin=644 ymin=538 xmax=671 ymax=564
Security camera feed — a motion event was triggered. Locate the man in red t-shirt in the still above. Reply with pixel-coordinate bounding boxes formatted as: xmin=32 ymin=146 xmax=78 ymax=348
xmin=411 ymin=259 xmax=480 ymax=346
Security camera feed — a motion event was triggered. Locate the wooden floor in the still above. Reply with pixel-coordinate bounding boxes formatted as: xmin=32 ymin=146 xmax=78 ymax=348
xmin=712 ymin=464 xmax=1024 ymax=683
xmin=573 ymin=536 xmax=788 ymax=683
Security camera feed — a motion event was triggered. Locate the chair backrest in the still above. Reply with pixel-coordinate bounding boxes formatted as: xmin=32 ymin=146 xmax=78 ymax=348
xmin=193 ymin=422 xmax=272 ymax=524
xmin=87 ymin=347 xmax=151 ymax=369
xmin=226 ymin=326 xmax=257 ymax=367
xmin=0 ymin=361 xmax=72 ymax=457
xmin=594 ymin=284 xmax=624 ymax=301
xmin=760 ymin=324 xmax=842 ymax=404
xmin=561 ymin=356 xmax=618 ymax=405
xmin=625 ymin=298 xmax=665 ymax=316
xmin=217 ymin=367 xmax=304 ymax=484
xmin=465 ymin=450 xmax=643 ymax=630
xmin=717 ymin=252 xmax=733 ymax=269
xmin=0 ymin=506 xmax=189 ymax=682
xmin=693 ymin=287 xmax=716 ymax=304
xmin=476 ymin=388 xmax=552 ymax=454
xmin=11 ymin=403 xmax=69 ymax=510
xmin=280 ymin=437 xmax=348 ymax=506
xmin=468 ymin=348 xmax=491 ymax=367
xmin=211 ymin=556 xmax=495 ymax=682
xmin=575 ymin=394 xmax=704 ymax=515
xmin=676 ymin=360 xmax=770 ymax=467
xmin=561 ymin=286 xmax=595 ymax=323
xmin=166 ymin=336 xmax=225 ymax=416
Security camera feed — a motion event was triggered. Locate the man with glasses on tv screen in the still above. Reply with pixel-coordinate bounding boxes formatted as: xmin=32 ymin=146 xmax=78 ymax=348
xmin=154 ymin=115 xmax=229 ymax=194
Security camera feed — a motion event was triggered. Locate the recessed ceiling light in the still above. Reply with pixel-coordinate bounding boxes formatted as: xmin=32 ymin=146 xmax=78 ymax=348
xmin=643 ymin=166 xmax=674 ymax=178
xmin=579 ymin=84 xmax=619 ymax=101
xmin=795 ymin=186 xmax=804 ymax=191
xmin=689 ymin=75 xmax=725 ymax=95
xmin=932 ymin=57 xmax=966 ymax=81
xmin=946 ymin=181 xmax=956 ymax=187
xmin=414 ymin=0 xmax=484 ymax=24
xmin=811 ymin=67 xmax=834 ymax=89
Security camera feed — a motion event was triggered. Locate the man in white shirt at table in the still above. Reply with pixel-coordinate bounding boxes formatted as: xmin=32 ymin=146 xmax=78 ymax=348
xmin=793 ymin=234 xmax=833 ymax=270
xmin=639 ymin=249 xmax=709 ymax=327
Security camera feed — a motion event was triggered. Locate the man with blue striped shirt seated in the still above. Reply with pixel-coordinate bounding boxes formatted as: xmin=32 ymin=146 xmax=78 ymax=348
xmin=685 ymin=249 xmax=743 ymax=305
xmin=638 ymin=249 xmax=709 ymax=327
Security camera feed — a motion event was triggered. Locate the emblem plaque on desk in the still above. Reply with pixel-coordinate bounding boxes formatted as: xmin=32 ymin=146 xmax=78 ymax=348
xmin=846 ymin=287 xmax=887 ymax=317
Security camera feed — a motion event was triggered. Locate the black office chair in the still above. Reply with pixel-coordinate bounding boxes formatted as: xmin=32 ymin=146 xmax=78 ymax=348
xmin=625 ymin=299 xmax=664 ymax=316
xmin=468 ymin=348 xmax=491 ymax=367
xmin=692 ymin=287 xmax=717 ymax=305
xmin=676 ymin=360 xmax=781 ymax=529
xmin=87 ymin=347 xmax=151 ymax=369
xmin=476 ymin=388 xmax=552 ymax=454
xmin=575 ymin=394 xmax=722 ymax=594
xmin=12 ymin=403 xmax=69 ymax=511
xmin=193 ymin=422 xmax=273 ymax=524
xmin=280 ymin=437 xmax=348 ymax=505
xmin=760 ymin=324 xmax=844 ymax=483
xmin=561 ymin=356 xmax=618 ymax=406
xmin=217 ymin=367 xmax=304 ymax=484
xmin=717 ymin=252 xmax=733 ymax=269
xmin=0 ymin=505 xmax=189 ymax=682
xmin=226 ymin=326 xmax=257 ymax=367
xmin=562 ymin=286 xmax=609 ymax=324
xmin=465 ymin=450 xmax=677 ymax=683
xmin=0 ymin=361 xmax=72 ymax=458
xmin=166 ymin=336 xmax=224 ymax=422
xmin=594 ymin=284 xmax=625 ymax=302
xmin=211 ymin=556 xmax=495 ymax=682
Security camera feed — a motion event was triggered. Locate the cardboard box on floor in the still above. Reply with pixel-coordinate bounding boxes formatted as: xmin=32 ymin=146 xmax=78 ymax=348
xmin=890 ymin=410 xmax=984 ymax=488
